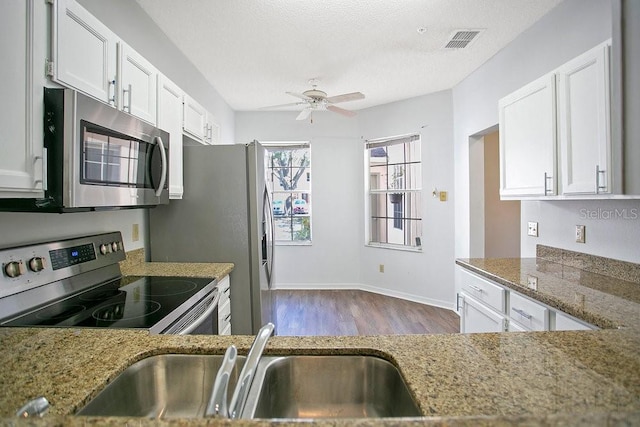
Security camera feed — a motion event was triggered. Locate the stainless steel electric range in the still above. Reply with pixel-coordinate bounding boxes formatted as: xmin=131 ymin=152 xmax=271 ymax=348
xmin=0 ymin=232 xmax=219 ymax=334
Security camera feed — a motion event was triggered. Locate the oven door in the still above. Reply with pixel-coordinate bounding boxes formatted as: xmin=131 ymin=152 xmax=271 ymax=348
xmin=163 ymin=290 xmax=220 ymax=335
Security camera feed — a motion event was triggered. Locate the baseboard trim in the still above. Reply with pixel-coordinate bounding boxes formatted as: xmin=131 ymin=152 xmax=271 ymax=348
xmin=273 ymin=282 xmax=456 ymax=312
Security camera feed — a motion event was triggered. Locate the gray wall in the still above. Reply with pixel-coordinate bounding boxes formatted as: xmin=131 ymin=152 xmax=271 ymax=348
xmin=453 ymin=0 xmax=639 ymax=263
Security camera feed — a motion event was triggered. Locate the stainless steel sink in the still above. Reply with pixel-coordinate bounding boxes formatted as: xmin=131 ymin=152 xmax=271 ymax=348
xmin=243 ymin=355 xmax=421 ymax=419
xmin=77 ymin=354 xmax=245 ymax=418
xmin=78 ymin=354 xmax=420 ymax=419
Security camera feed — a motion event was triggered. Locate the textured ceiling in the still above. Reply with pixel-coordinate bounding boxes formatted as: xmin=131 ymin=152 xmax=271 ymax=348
xmin=135 ymin=0 xmax=563 ymax=112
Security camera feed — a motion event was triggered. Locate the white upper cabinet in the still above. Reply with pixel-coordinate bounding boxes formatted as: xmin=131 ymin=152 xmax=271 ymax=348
xmin=557 ymin=42 xmax=612 ymax=195
xmin=499 ymin=41 xmax=618 ymax=200
xmin=183 ymin=94 xmax=220 ymax=145
xmin=157 ymin=75 xmax=184 ymax=199
xmin=53 ymin=0 xmax=118 ymax=106
xmin=119 ymin=44 xmax=158 ymax=125
xmin=0 ymin=0 xmax=46 ymax=198
xmin=183 ymin=94 xmax=208 ymax=143
xmin=499 ymin=74 xmax=557 ymax=197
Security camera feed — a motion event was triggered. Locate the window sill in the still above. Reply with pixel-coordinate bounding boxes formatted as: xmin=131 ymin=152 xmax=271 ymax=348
xmin=365 ymin=243 xmax=422 ymax=253
xmin=275 ymin=241 xmax=312 ymax=247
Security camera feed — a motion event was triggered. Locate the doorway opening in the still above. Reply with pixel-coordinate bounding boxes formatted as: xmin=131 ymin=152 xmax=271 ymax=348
xmin=469 ymin=127 xmax=521 ymax=258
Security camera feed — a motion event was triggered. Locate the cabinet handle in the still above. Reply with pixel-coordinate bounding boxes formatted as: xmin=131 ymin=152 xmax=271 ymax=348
xmin=544 ymin=172 xmax=553 ymax=195
xmin=512 ymin=307 xmax=533 ymax=320
xmin=108 ymin=79 xmax=116 ymax=106
xmin=123 ymin=84 xmax=132 ymax=112
xmin=595 ymin=165 xmax=607 ymax=193
xmin=224 ymin=313 xmax=231 ymax=322
xmin=468 ymin=285 xmax=483 ymax=293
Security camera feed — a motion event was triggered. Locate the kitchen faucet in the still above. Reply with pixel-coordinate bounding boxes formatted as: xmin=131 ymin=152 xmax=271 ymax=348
xmin=206 ymin=322 xmax=275 ymax=418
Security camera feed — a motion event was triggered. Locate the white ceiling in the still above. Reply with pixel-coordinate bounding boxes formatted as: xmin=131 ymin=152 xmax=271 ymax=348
xmin=135 ymin=0 xmax=563 ymax=112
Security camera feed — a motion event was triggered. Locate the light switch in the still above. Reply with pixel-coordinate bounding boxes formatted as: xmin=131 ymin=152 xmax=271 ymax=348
xmin=439 ymin=191 xmax=447 ymax=202
xmin=575 ymin=225 xmax=585 ymax=243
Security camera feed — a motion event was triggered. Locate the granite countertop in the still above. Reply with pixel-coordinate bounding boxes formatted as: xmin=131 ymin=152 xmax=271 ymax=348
xmin=118 ymin=248 xmax=234 ymax=280
xmin=456 ymin=257 xmax=640 ymax=329
xmin=0 ymin=251 xmax=638 ymax=425
xmin=0 ymin=327 xmax=638 ymax=426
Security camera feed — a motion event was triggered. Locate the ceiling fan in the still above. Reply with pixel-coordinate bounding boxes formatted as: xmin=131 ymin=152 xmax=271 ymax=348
xmin=262 ymin=79 xmax=365 ymax=122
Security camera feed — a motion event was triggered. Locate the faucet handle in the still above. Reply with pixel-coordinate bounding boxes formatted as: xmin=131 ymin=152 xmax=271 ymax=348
xmin=206 ymin=345 xmax=238 ymax=417
xmin=229 ymin=323 xmax=275 ymax=418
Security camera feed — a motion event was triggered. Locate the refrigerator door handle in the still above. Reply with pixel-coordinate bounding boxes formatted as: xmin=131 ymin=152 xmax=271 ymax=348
xmin=262 ymin=185 xmax=275 ymax=289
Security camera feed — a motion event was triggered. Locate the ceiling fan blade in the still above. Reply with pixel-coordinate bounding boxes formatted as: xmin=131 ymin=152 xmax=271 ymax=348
xmin=287 ymin=91 xmax=313 ymax=101
xmin=327 ymin=105 xmax=357 ymax=118
xmin=325 ymin=92 xmax=365 ymax=104
xmin=296 ymin=108 xmax=312 ymax=121
xmin=258 ymin=102 xmax=305 ymax=110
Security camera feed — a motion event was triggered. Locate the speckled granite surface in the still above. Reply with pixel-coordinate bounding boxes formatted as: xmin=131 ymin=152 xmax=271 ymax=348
xmin=0 ymin=327 xmax=638 ymax=425
xmin=119 ymin=248 xmax=234 ymax=279
xmin=456 ymin=257 xmax=640 ymax=329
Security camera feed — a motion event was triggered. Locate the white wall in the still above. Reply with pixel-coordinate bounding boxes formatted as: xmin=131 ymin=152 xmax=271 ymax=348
xmin=0 ymin=209 xmax=145 ymax=251
xmin=236 ymin=89 xmax=455 ymax=309
xmin=452 ymin=0 xmax=626 ymax=261
xmin=358 ymin=91 xmax=455 ymax=308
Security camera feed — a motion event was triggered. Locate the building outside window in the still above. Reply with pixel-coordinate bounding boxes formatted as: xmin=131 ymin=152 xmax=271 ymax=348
xmin=265 ymin=142 xmax=312 ymax=244
xmin=366 ymin=134 xmax=422 ymax=249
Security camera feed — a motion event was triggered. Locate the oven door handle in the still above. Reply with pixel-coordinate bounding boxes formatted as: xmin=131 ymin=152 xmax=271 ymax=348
xmin=178 ymin=291 xmax=220 ymax=335
xmin=154 ymin=136 xmax=168 ymax=197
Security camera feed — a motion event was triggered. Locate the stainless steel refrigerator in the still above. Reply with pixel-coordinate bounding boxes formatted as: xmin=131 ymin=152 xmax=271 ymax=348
xmin=148 ymin=141 xmax=275 ymax=335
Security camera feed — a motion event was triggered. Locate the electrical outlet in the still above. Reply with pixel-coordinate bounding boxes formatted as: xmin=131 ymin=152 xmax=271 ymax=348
xmin=575 ymin=225 xmax=585 ymax=243
xmin=132 ymin=223 xmax=140 ymax=242
xmin=379 ymin=264 xmax=384 ymax=273
xmin=527 ymin=222 xmax=538 ymax=237
xmin=527 ymin=275 xmax=538 ymax=291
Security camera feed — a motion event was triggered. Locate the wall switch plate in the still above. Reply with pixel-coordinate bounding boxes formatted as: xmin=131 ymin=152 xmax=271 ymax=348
xmin=132 ymin=223 xmax=140 ymax=242
xmin=439 ymin=191 xmax=448 ymax=202
xmin=575 ymin=225 xmax=586 ymax=243
xmin=379 ymin=264 xmax=384 ymax=273
xmin=527 ymin=221 xmax=538 ymax=237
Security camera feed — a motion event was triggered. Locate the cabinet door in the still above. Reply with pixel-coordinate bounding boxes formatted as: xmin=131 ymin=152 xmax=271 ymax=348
xmin=554 ymin=311 xmax=594 ymax=331
xmin=183 ymin=94 xmax=208 ymax=143
xmin=120 ymin=43 xmax=157 ymax=124
xmin=499 ymin=74 xmax=557 ymax=197
xmin=558 ymin=43 xmax=611 ymax=195
xmin=157 ymin=75 xmax=184 ymax=199
xmin=54 ymin=0 xmax=118 ymax=104
xmin=0 ymin=0 xmax=45 ymax=198
xmin=460 ymin=292 xmax=506 ymax=333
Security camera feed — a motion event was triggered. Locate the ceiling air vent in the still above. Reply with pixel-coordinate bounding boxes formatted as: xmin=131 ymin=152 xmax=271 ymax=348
xmin=444 ymin=30 xmax=482 ymax=49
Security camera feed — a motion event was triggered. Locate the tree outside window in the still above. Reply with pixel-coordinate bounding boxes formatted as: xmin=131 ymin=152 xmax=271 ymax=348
xmin=265 ymin=143 xmax=312 ymax=244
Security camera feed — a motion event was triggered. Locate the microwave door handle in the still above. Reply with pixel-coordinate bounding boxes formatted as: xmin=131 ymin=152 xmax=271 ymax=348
xmin=154 ymin=136 xmax=168 ymax=197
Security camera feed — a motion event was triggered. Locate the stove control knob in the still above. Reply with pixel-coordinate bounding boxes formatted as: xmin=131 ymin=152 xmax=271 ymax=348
xmin=4 ymin=261 xmax=25 ymax=278
xmin=99 ymin=244 xmax=110 ymax=255
xmin=28 ymin=257 xmax=46 ymax=272
xmin=111 ymin=242 xmax=119 ymax=252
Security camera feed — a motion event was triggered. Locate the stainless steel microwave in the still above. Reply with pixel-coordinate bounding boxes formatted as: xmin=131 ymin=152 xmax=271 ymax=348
xmin=0 ymin=88 xmax=169 ymax=212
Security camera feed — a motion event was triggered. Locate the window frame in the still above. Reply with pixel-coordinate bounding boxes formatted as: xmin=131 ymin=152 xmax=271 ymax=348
xmin=364 ymin=134 xmax=423 ymax=252
xmin=263 ymin=141 xmax=312 ymax=246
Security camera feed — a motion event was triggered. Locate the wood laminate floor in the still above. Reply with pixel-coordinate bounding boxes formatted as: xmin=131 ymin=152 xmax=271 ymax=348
xmin=273 ymin=289 xmax=460 ymax=336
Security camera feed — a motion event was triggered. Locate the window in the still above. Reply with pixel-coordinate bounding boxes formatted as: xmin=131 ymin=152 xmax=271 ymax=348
xmin=366 ymin=134 xmax=422 ymax=249
xmin=265 ymin=143 xmax=312 ymax=244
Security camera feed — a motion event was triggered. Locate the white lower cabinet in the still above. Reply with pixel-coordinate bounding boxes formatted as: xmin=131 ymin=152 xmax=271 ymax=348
xmin=457 ymin=266 xmax=595 ymax=333
xmin=509 ymin=292 xmax=549 ymax=331
xmin=553 ymin=311 xmax=594 ymax=331
xmin=217 ymin=275 xmax=231 ymax=335
xmin=459 ymin=292 xmax=507 ymax=333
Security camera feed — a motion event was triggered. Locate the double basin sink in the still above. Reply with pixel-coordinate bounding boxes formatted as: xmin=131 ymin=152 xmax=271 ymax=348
xmin=78 ymin=354 xmax=421 ymax=419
